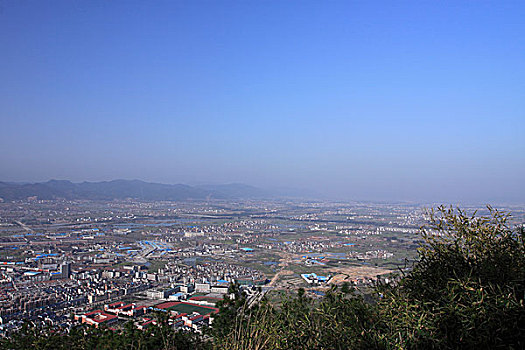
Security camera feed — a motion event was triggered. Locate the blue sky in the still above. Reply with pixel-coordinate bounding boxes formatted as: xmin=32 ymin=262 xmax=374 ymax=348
xmin=1 ymin=1 xmax=524 ymax=203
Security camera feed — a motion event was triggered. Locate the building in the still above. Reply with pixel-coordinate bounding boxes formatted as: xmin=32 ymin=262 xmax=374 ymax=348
xmin=210 ymin=285 xmax=228 ymax=294
xmin=301 ymin=273 xmax=331 ymax=284
xmin=195 ymin=283 xmax=211 ymax=293
xmin=60 ymin=262 xmax=71 ymax=279
xmin=146 ymin=287 xmax=178 ymax=299
xmin=75 ymin=310 xmax=118 ymax=328
xmin=104 ymin=302 xmax=147 ymax=317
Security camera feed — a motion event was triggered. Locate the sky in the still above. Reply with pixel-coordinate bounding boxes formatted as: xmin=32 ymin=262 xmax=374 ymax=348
xmin=0 ymin=0 xmax=524 ymax=203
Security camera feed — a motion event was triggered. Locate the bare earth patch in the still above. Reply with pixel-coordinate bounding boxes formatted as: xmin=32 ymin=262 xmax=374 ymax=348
xmin=328 ymin=265 xmax=393 ymax=284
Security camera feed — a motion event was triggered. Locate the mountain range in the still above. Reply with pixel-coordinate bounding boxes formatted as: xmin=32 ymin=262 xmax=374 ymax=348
xmin=0 ymin=180 xmax=306 ymax=201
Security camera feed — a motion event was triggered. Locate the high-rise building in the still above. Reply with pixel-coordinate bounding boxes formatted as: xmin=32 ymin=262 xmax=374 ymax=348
xmin=60 ymin=262 xmax=71 ymax=279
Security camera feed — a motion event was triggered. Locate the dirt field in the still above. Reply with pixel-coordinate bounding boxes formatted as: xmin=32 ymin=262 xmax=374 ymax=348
xmin=268 ymin=269 xmax=294 ymax=287
xmin=328 ymin=265 xmax=393 ymax=284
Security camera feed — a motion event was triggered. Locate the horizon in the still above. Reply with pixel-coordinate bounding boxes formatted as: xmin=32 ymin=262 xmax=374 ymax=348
xmin=1 ymin=1 xmax=524 ymax=203
xmin=1 ymin=177 xmax=524 ymax=206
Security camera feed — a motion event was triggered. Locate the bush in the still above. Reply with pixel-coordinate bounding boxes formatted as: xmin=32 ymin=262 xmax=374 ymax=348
xmin=376 ymin=206 xmax=525 ymax=349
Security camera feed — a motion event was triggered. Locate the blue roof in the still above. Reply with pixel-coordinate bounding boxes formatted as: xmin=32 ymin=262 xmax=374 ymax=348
xmin=25 ymin=271 xmax=41 ymax=276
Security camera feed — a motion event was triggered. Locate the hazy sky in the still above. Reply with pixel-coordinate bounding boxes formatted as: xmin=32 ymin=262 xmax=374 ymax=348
xmin=1 ymin=1 xmax=524 ymax=203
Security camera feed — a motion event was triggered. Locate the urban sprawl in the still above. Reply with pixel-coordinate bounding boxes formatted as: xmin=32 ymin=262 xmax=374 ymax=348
xmin=1 ymin=199 xmax=523 ymax=335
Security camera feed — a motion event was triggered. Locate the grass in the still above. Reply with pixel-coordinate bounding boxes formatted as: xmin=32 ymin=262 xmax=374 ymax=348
xmin=167 ymin=302 xmax=218 ymax=315
xmin=147 ymin=259 xmax=167 ymax=272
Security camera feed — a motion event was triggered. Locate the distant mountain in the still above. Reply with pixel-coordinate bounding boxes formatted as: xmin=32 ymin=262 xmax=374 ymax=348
xmin=0 ymin=179 xmax=319 ymax=202
xmin=0 ymin=181 xmax=61 ymax=201
xmin=0 ymin=180 xmax=220 ymax=201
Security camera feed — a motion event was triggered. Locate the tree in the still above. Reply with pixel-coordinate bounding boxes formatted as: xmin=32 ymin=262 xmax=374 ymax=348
xmin=376 ymin=206 xmax=525 ymax=348
xmin=210 ymin=281 xmax=247 ymax=339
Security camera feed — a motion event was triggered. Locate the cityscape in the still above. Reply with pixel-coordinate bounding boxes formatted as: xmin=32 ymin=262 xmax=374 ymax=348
xmin=1 ymin=196 xmax=524 ymax=336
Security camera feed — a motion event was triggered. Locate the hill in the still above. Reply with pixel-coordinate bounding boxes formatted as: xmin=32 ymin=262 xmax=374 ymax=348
xmin=0 ymin=179 xmax=226 ymax=201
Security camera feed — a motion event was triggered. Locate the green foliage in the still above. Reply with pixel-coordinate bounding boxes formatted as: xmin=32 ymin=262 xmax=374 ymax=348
xmin=375 ymin=206 xmax=525 ymax=349
xmin=1 ymin=318 xmax=209 ymax=350
xmin=215 ymin=286 xmax=380 ymax=350
xmin=210 ymin=281 xmax=247 ymax=339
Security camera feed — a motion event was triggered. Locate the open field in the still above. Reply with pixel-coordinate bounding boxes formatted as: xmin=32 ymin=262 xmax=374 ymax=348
xmin=167 ymin=302 xmax=218 ymax=315
xmin=156 ymin=301 xmax=218 ymax=315
xmin=328 ymin=265 xmax=394 ymax=284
